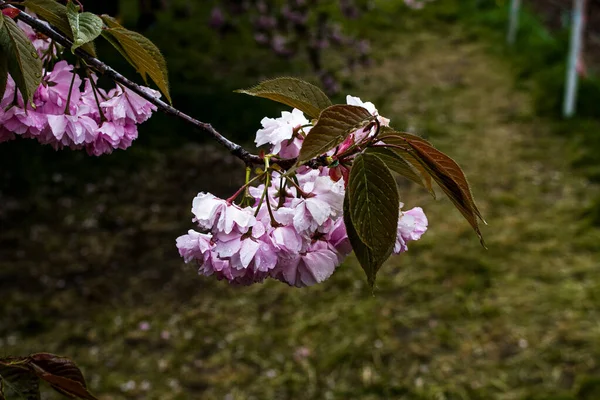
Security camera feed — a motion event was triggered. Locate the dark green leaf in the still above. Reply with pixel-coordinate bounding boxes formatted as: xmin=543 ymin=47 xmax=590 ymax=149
xmin=65 ymin=1 xmax=103 ymax=52
xmin=298 ymin=105 xmax=373 ymax=163
xmin=22 ymin=0 xmax=96 ymax=56
xmin=235 ymin=77 xmax=332 ymax=119
xmin=0 ymin=360 xmax=40 ymax=400
xmin=347 ymin=152 xmax=399 ymax=256
xmin=0 ymin=15 xmax=42 ymax=107
xmin=404 ymin=137 xmax=486 ymax=246
xmin=100 ymin=18 xmax=170 ymax=103
xmin=29 ymin=353 xmax=97 ymax=400
xmin=343 ymin=195 xmax=392 ymax=288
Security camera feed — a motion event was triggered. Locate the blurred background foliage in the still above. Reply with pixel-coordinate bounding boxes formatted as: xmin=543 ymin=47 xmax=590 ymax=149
xmin=2 ymin=0 xmax=600 ymax=399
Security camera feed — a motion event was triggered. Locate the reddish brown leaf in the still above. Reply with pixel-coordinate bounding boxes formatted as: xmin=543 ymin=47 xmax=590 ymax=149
xmin=29 ymin=354 xmax=86 ymax=384
xmin=404 ymin=137 xmax=486 ymax=246
xmin=298 ymin=104 xmax=373 ymax=163
xmin=29 ymin=354 xmax=97 ymax=400
xmin=378 ymin=129 xmax=435 ymax=197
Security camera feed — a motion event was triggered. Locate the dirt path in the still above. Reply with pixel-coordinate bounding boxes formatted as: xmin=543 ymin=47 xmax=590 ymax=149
xmin=1 ymin=21 xmax=600 ymax=400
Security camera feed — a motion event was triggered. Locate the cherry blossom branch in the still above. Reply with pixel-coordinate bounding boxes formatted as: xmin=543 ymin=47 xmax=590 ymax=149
xmin=0 ymin=2 xmax=268 ymax=165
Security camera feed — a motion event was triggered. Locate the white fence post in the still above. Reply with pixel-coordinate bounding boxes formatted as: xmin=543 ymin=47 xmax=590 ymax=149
xmin=563 ymin=0 xmax=586 ymax=118
xmin=507 ymin=0 xmax=521 ymax=45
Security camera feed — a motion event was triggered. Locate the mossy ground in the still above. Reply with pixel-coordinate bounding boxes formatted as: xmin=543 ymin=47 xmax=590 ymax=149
xmin=2 ymin=5 xmax=600 ymax=400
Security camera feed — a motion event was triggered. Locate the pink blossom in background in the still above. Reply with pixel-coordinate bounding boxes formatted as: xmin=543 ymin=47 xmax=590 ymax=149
xmin=0 ymin=22 xmax=158 ymax=155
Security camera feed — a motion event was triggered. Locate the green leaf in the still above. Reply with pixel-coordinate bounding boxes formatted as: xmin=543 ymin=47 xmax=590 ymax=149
xmin=378 ymin=128 xmax=436 ymax=197
xmin=100 ymin=18 xmax=170 ymax=103
xmin=235 ymin=77 xmax=332 ymax=119
xmin=22 ymin=0 xmax=70 ymax=36
xmin=99 ymin=31 xmax=135 ymax=66
xmin=297 ymin=105 xmax=373 ymax=163
xmin=22 ymin=0 xmax=96 ymax=56
xmin=403 ymin=137 xmax=486 ymax=246
xmin=65 ymin=1 xmax=103 ymax=53
xmin=343 ymin=195 xmax=392 ymax=288
xmin=29 ymin=353 xmax=98 ymax=400
xmin=99 ymin=14 xmax=120 ymax=29
xmin=0 ymin=360 xmax=40 ymax=400
xmin=0 ymin=15 xmax=42 ymax=108
xmin=347 ymin=152 xmax=399 ymax=256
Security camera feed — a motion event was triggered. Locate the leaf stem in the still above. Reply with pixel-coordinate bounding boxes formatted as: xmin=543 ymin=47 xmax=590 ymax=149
xmin=263 ymin=156 xmax=280 ymax=227
xmin=253 ymin=186 xmax=267 ymax=218
xmin=63 ymin=64 xmax=78 ymax=115
xmin=277 ymin=173 xmax=288 ymax=208
xmin=226 ymin=172 xmax=265 ymax=205
xmin=73 ymin=0 xmax=84 ymax=12
xmin=284 ymin=176 xmax=314 ymax=198
xmin=86 ymin=68 xmax=106 ymax=123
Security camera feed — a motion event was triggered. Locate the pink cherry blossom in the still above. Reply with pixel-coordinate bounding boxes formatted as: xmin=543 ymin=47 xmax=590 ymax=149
xmin=0 ymin=22 xmax=157 ymax=154
xmin=394 ymin=206 xmax=428 ymax=254
xmin=255 ymin=108 xmax=309 ymax=156
xmin=291 ymin=175 xmax=344 ymax=234
xmin=176 ymin=230 xmax=213 ymax=263
xmin=324 ymin=217 xmax=352 ymax=259
xmin=44 ymin=61 xmax=82 ymax=112
xmin=101 ymin=86 xmax=158 ymax=124
xmin=270 ymin=224 xmax=304 ymax=254
xmin=272 ymin=242 xmax=340 ymax=287
xmin=191 ymin=192 xmax=255 ymax=234
xmin=46 ymin=107 xmax=98 ymax=147
xmin=346 ymin=95 xmax=390 ymax=126
xmin=176 ymin=90 xmax=428 ymax=287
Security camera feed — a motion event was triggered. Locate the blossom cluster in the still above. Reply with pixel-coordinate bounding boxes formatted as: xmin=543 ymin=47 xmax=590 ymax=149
xmin=177 ymin=97 xmax=428 ymax=287
xmin=0 ymin=21 xmax=158 ymax=155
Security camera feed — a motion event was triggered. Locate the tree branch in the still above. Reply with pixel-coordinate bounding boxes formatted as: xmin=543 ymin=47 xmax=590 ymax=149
xmin=0 ymin=2 xmax=268 ymax=165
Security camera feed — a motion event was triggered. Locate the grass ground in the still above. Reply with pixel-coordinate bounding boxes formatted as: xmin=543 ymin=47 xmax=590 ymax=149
xmin=2 ymin=6 xmax=600 ymax=400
